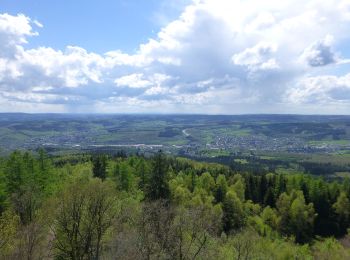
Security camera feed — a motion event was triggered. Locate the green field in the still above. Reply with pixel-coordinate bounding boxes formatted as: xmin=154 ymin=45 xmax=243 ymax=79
xmin=1 ymin=114 xmax=350 ymax=179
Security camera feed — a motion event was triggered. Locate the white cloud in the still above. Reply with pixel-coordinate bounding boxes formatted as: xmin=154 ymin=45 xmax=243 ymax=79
xmin=1 ymin=0 xmax=350 ymax=113
xmin=0 ymin=13 xmax=36 ymax=43
xmin=286 ymin=74 xmax=350 ymax=104
xmin=245 ymin=12 xmax=276 ymax=32
xmin=300 ymin=35 xmax=337 ymax=67
xmin=232 ymin=42 xmax=279 ymax=70
xmin=0 ymin=13 xmax=38 ymax=58
xmin=115 ymin=73 xmax=152 ymax=89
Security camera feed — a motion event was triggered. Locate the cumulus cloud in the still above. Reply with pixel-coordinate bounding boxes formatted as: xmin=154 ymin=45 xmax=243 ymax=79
xmin=300 ymin=35 xmax=337 ymax=67
xmin=115 ymin=74 xmax=152 ymax=89
xmin=286 ymin=74 xmax=350 ymax=104
xmin=115 ymin=73 xmax=171 ymax=90
xmin=0 ymin=13 xmax=37 ymax=57
xmin=1 ymin=0 xmax=350 ymax=113
xmin=232 ymin=42 xmax=279 ymax=71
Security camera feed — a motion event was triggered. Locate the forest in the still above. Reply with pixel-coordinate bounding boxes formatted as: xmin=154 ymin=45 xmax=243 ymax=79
xmin=0 ymin=150 xmax=350 ymax=259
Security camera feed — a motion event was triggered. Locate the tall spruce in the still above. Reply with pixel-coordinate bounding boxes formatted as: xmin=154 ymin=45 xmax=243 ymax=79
xmin=147 ymin=150 xmax=169 ymax=200
xmin=92 ymin=154 xmax=107 ymax=180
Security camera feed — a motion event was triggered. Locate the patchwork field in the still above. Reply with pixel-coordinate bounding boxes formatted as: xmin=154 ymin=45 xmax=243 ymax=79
xmin=1 ymin=113 xmax=350 ymax=177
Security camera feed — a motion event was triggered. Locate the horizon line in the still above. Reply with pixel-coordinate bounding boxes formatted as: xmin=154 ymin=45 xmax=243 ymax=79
xmin=1 ymin=112 xmax=350 ymax=116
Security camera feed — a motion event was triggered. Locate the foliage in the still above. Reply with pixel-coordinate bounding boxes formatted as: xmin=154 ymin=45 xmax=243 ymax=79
xmin=0 ymin=209 xmax=19 ymax=256
xmin=51 ymin=178 xmax=117 ymax=259
xmin=0 ymin=150 xmax=349 ymax=258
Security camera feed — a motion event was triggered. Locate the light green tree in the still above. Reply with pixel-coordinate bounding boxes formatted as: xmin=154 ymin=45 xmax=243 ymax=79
xmin=276 ymin=190 xmax=316 ymax=243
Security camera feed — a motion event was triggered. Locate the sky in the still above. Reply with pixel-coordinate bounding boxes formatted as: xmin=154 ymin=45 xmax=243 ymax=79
xmin=1 ymin=0 xmax=350 ymax=114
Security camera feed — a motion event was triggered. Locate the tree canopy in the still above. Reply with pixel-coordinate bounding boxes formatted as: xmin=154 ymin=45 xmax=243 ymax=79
xmin=0 ymin=150 xmax=349 ymax=259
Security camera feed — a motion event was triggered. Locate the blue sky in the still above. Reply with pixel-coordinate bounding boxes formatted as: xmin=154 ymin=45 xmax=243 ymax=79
xmin=1 ymin=0 xmax=350 ymax=114
xmin=1 ymin=0 xmax=188 ymax=53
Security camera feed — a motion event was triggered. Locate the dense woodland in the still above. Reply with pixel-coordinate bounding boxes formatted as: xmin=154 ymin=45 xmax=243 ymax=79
xmin=0 ymin=150 xmax=350 ymax=259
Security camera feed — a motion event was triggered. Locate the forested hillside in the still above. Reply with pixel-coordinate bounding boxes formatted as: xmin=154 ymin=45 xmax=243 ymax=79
xmin=0 ymin=150 xmax=349 ymax=259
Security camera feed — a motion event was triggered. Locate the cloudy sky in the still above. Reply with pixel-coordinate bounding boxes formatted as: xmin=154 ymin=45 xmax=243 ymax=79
xmin=1 ymin=0 xmax=350 ymax=114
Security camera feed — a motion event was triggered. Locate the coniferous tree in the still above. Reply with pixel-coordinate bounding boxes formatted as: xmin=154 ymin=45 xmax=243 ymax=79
xmin=223 ymin=189 xmax=245 ymax=232
xmin=147 ymin=150 xmax=169 ymax=200
xmin=189 ymin=171 xmax=197 ymax=193
xmin=92 ymin=154 xmax=107 ymax=180
xmin=264 ymin=188 xmax=275 ymax=207
xmin=333 ymin=192 xmax=350 ymax=235
xmin=259 ymin=175 xmax=268 ymax=204
xmin=136 ymin=159 xmax=149 ymax=191
xmin=215 ymin=174 xmax=228 ymax=203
